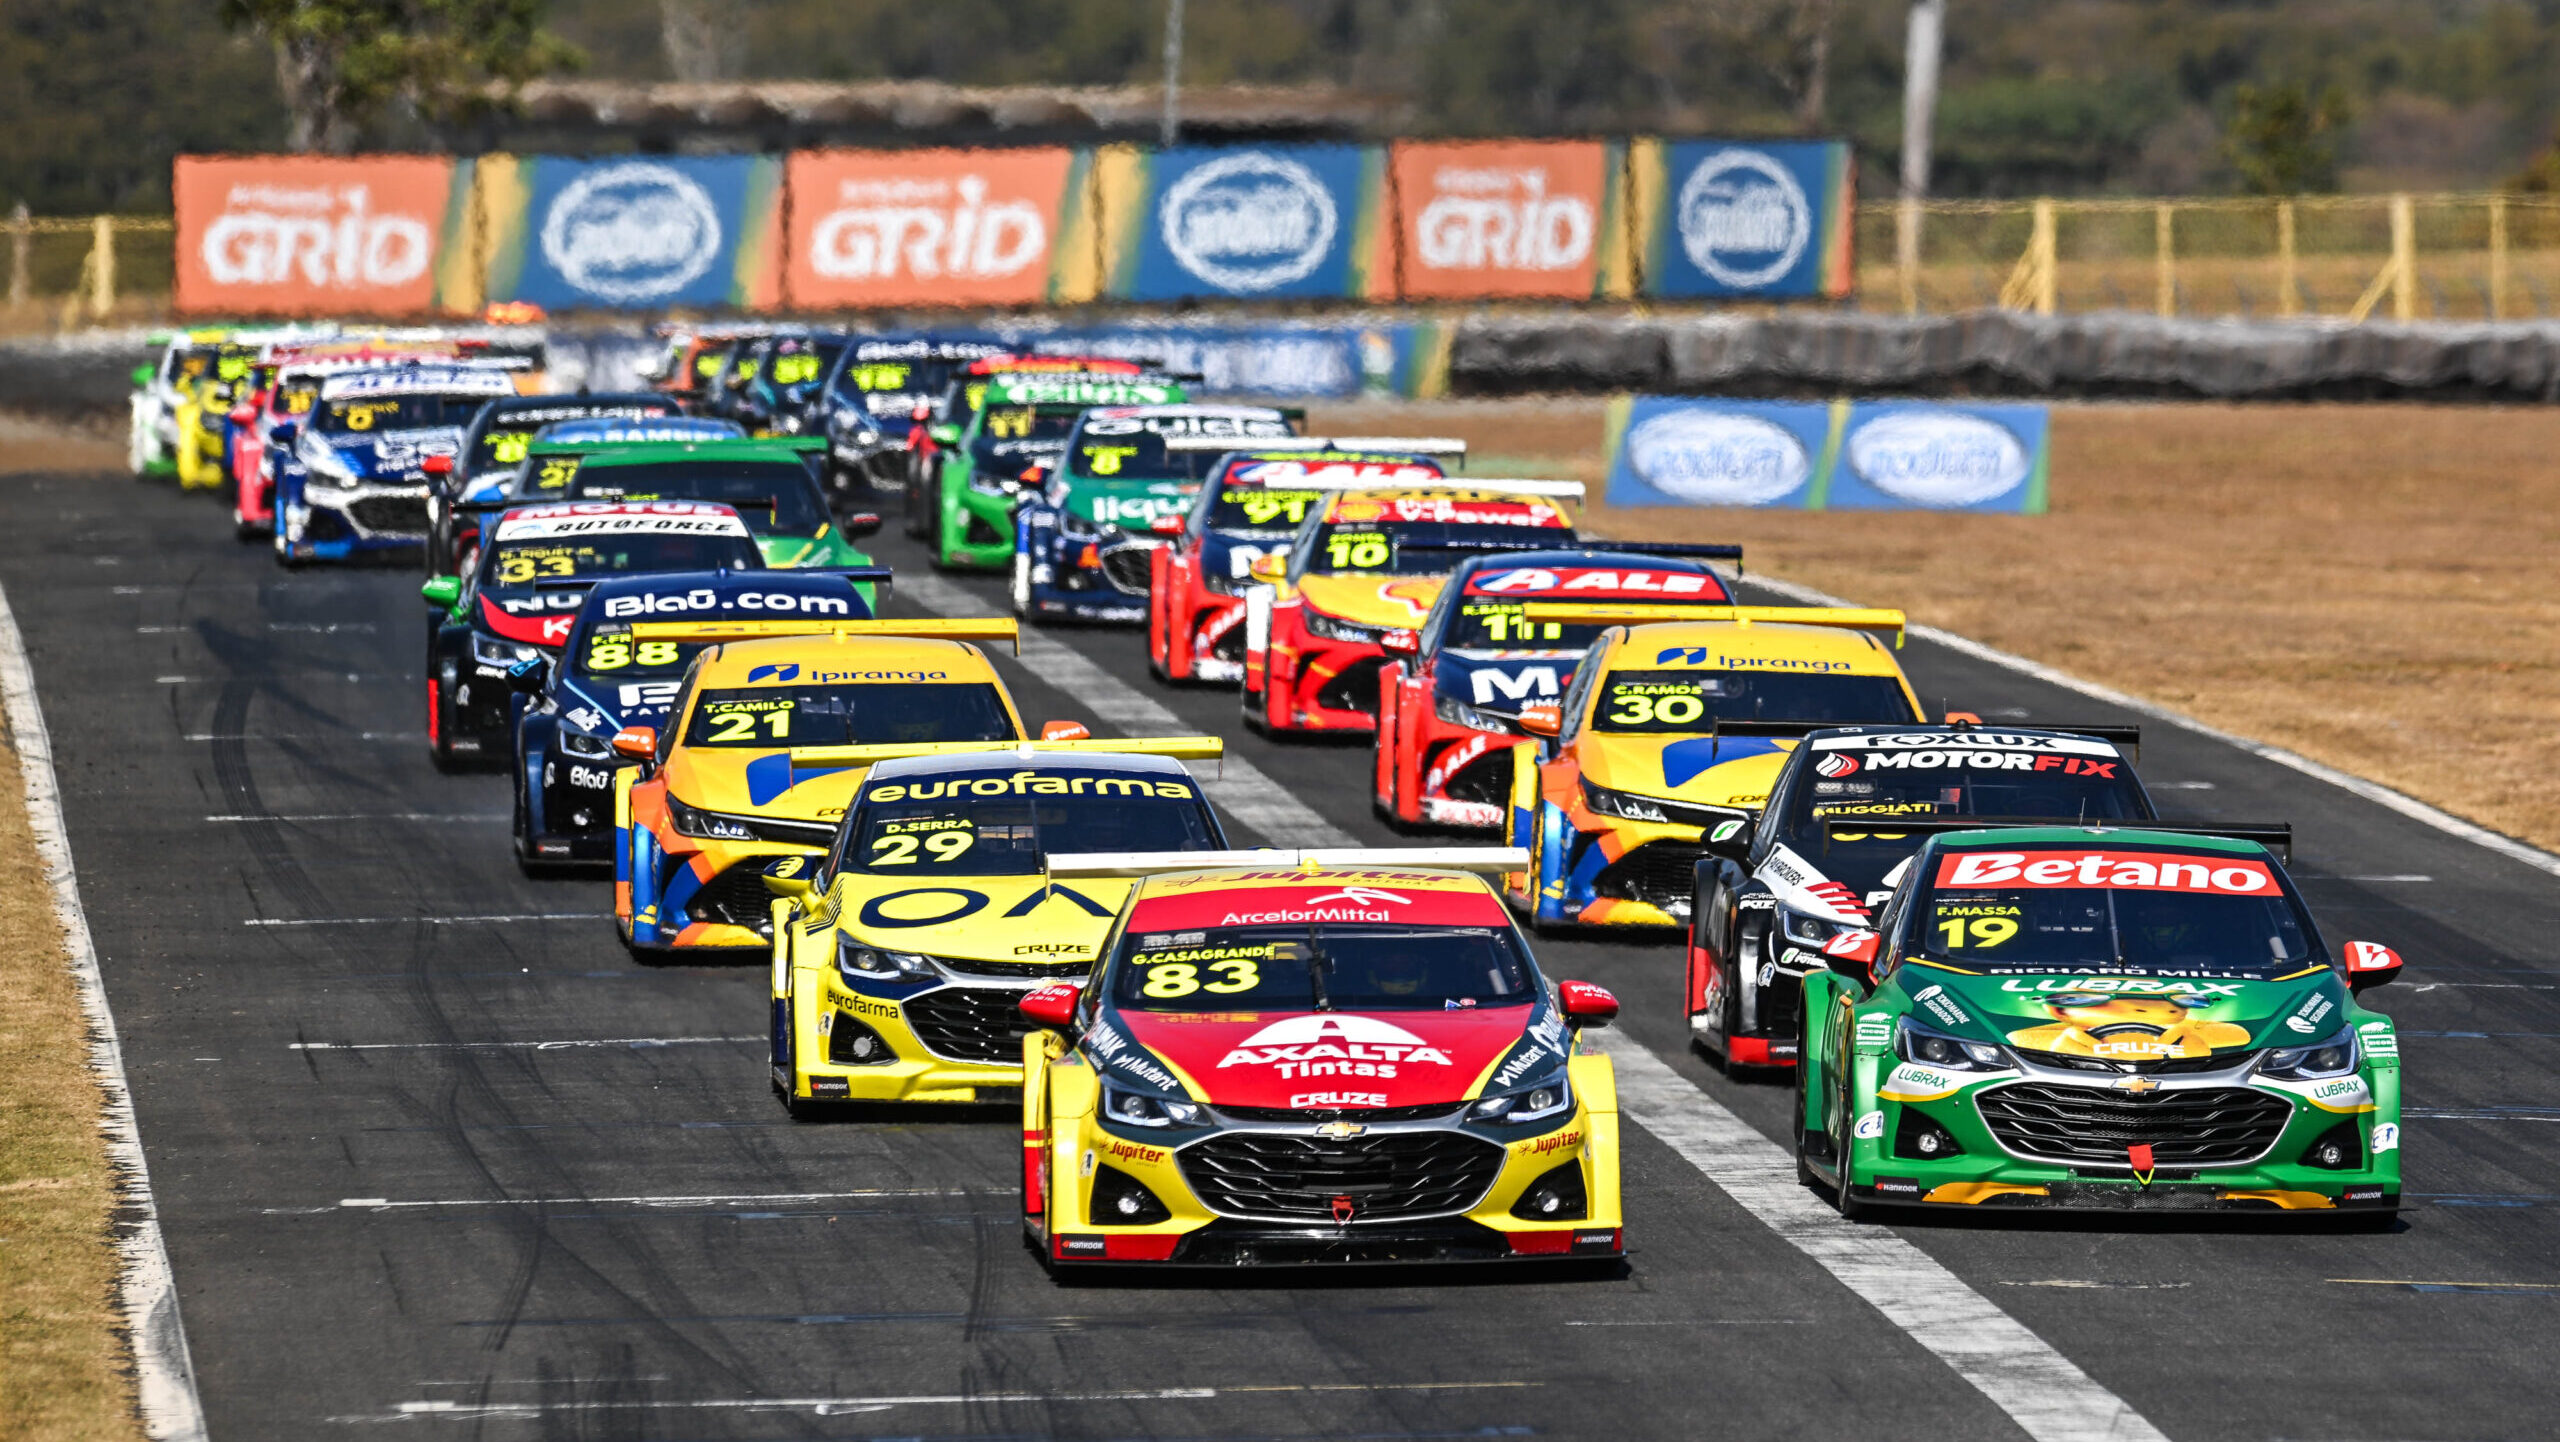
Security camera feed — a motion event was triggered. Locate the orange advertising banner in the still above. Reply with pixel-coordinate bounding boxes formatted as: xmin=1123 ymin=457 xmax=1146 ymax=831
xmin=1388 ymin=140 xmax=1610 ymax=300
xmin=173 ymin=155 xmax=457 ymax=315
xmin=783 ymin=147 xmax=1077 ymax=308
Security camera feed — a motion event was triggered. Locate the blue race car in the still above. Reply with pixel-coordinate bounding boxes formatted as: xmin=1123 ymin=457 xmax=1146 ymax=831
xmin=273 ymin=365 xmax=519 ymax=566
xmin=510 ymin=567 xmax=885 ymax=870
xmin=1009 ymin=404 xmax=1296 ymax=624
xmin=815 ymin=336 xmax=1006 ymax=501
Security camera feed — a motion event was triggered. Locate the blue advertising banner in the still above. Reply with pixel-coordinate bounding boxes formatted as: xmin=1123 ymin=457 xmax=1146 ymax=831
xmin=1602 ymin=397 xmax=2049 ymax=512
xmin=1640 ymin=140 xmax=1854 ymax=300
xmin=504 ymin=155 xmax=773 ymax=310
xmin=1123 ymin=145 xmax=1380 ymax=302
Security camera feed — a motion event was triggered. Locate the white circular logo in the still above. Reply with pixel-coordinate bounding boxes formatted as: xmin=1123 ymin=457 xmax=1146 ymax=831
xmin=1158 ymin=152 xmax=1338 ymax=293
xmin=1844 ymin=411 xmax=2031 ymax=507
xmin=1624 ymin=410 xmax=1811 ymax=505
xmin=540 ymin=162 xmax=723 ymax=303
xmin=1675 ymin=151 xmax=1811 ymax=289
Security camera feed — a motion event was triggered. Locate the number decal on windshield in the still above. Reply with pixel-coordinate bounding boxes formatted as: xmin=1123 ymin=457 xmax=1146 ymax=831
xmin=1237 ymin=491 xmax=1315 ymax=526
xmin=1139 ymin=958 xmax=1258 ymax=997
xmin=1936 ymin=916 xmax=2021 ymax=949
xmin=1324 ymin=533 xmax=1390 ymax=570
xmin=704 ymin=708 xmax=791 ymax=744
xmin=495 ymin=551 xmax=575 ymax=585
xmin=1606 ymin=690 xmax=1704 ymax=727
xmin=1080 ymin=445 xmax=1137 ymax=475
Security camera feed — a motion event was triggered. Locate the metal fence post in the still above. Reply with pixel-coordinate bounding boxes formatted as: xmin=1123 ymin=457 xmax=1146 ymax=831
xmin=2033 ymin=198 xmax=2057 ymax=314
xmin=2489 ymin=195 xmax=2509 ymax=320
xmin=2154 ymin=203 xmax=2175 ymax=317
xmin=90 ymin=214 xmax=115 ymax=319
xmin=2276 ymin=200 xmax=2298 ymax=316
xmin=5 ymin=203 xmax=26 ymax=309
xmin=2389 ymin=193 xmax=2414 ymax=322
xmin=1896 ymin=196 xmax=1921 ymax=314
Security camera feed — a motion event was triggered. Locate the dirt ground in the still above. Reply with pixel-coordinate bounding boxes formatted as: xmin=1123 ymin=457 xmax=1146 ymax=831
xmin=1312 ymin=398 xmax=2560 ymax=854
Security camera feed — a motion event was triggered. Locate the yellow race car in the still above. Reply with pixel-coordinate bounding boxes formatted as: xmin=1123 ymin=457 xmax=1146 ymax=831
xmin=1503 ymin=606 xmax=1922 ymax=930
xmin=763 ymin=739 xmax=1228 ymax=1111
xmin=1016 ymin=848 xmax=1627 ymax=1269
xmin=612 ymin=617 xmax=1089 ymax=958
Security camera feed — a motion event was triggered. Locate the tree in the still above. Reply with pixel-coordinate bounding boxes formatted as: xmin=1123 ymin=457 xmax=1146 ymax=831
xmin=217 ymin=0 xmax=581 ymax=153
xmin=2224 ymin=81 xmax=2348 ymax=196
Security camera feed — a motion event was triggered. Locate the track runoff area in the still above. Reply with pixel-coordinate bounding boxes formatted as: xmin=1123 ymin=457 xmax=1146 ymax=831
xmin=12 ymin=463 xmax=2560 ymax=1442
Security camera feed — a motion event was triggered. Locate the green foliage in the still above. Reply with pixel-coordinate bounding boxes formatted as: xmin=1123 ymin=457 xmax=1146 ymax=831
xmin=217 ymin=0 xmax=581 ymax=152
xmin=2224 ymin=81 xmax=2348 ymax=194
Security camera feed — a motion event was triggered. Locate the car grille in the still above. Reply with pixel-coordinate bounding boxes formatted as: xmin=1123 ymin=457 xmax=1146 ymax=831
xmin=903 ymin=985 xmax=1037 ymax=1065
xmin=1212 ymin=1103 xmax=1466 ymax=1124
xmin=936 ymin=955 xmax=1092 ymax=979
xmin=685 ymin=865 xmax=780 ymax=932
xmin=1313 ymin=655 xmax=1386 ymax=715
xmin=2014 ymin=1047 xmax=2253 ymax=1076
xmin=1441 ymin=747 xmax=1514 ymax=808
xmin=1594 ymin=841 xmax=1705 ymax=915
xmin=1178 ymin=1130 xmax=1504 ymax=1223
xmin=1974 ymin=1083 xmax=2292 ymax=1169
xmin=742 ymin=815 xmax=835 ymax=847
xmin=1100 ymin=543 xmax=1157 ymax=596
xmin=348 ymin=494 xmax=430 ymax=535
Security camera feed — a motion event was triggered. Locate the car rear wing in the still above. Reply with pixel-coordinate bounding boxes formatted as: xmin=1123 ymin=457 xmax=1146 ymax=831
xmin=1161 ymin=435 xmax=1470 ymax=458
xmin=1938 ymin=720 xmax=2142 ymax=758
xmin=622 ymin=615 xmax=1016 ymax=654
xmin=1310 ymin=476 xmax=1582 ymax=500
xmin=1818 ymin=816 xmax=2292 ymax=858
xmin=782 ymin=736 xmax=1224 ymax=767
xmin=1046 ymin=846 xmax=1529 ymax=878
xmin=1520 ymin=602 xmax=1907 ymax=647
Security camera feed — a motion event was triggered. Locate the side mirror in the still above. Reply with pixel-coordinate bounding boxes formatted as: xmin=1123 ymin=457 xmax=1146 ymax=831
xmin=506 ymin=656 xmax=550 ymax=695
xmin=1517 ymin=703 xmax=1562 ymax=738
xmin=421 ymin=453 xmax=454 ymax=478
xmin=1379 ymin=628 xmax=1420 ymax=657
xmin=1703 ymin=816 xmax=1753 ymax=861
xmin=760 ymin=854 xmax=817 ymax=900
xmin=419 ymin=575 xmax=462 ymax=609
xmin=131 ymin=364 xmax=153 ymax=387
xmin=1248 ymin=553 xmax=1286 ymax=582
xmin=2342 ymin=940 xmax=2404 ymax=992
xmin=930 ymin=424 xmax=960 ymax=444
xmin=1149 ymin=513 xmax=1185 ymax=536
xmin=1019 ymin=982 xmax=1082 ymax=1031
xmin=1557 ymin=979 xmax=1619 ymax=1028
xmin=1039 ymin=720 xmax=1091 ymax=742
xmin=1820 ymin=929 xmax=1883 ymax=982
xmin=841 ymin=511 xmax=884 ymax=539
xmin=611 ymin=725 xmax=658 ymax=761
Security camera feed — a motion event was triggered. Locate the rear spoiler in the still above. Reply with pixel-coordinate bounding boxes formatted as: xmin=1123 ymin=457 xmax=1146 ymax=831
xmin=786 ymin=736 xmax=1223 ymax=767
xmin=1046 ymin=846 xmax=1527 ymax=878
xmin=1521 ymin=602 xmax=1907 ymax=647
xmin=1940 ymin=720 xmax=2141 ymax=759
xmin=1819 ymin=817 xmax=2292 ymax=858
xmin=1162 ymin=435 xmax=1470 ymax=458
xmin=624 ymin=615 xmax=1016 ymax=654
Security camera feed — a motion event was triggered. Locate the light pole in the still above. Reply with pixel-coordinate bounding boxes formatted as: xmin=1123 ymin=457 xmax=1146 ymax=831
xmin=1160 ymin=0 xmax=1187 ymax=147
xmin=1897 ymin=0 xmax=1945 ymax=312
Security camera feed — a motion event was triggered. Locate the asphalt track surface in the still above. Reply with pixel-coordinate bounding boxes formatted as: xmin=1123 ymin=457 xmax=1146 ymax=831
xmin=17 ymin=464 xmax=2560 ymax=1442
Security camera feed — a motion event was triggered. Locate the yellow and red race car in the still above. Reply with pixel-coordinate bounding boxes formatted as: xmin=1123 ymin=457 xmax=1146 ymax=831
xmin=1238 ymin=478 xmax=1585 ymax=736
xmin=1018 ymin=848 xmax=1626 ymax=1269
xmin=612 ymin=617 xmax=1091 ymax=958
xmin=1502 ymin=607 xmax=1921 ymax=931
xmin=763 ymin=739 xmax=1228 ymax=1111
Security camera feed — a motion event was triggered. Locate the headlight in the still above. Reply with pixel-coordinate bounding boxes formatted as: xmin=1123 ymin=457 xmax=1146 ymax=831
xmin=1432 ymin=691 xmax=1519 ymax=734
xmin=1468 ymin=1074 xmax=1574 ymax=1125
xmin=470 ymin=633 xmax=542 ymax=668
xmin=556 ymin=729 xmax=612 ymax=760
xmin=666 ymin=795 xmax=756 ymax=841
xmin=1579 ymin=779 xmax=1745 ymax=830
xmin=1201 ymin=570 xmax=1243 ymax=595
xmin=837 ymin=941 xmax=936 ymax=984
xmin=1778 ymin=906 xmax=1843 ymax=947
xmin=1102 ymin=1085 xmax=1205 ymax=1129
xmin=1304 ymin=611 xmax=1378 ymax=644
xmin=1894 ymin=1017 xmax=2010 ymax=1072
xmin=2258 ymin=1028 xmax=2356 ymax=1081
xmin=298 ymin=434 xmax=360 ymax=489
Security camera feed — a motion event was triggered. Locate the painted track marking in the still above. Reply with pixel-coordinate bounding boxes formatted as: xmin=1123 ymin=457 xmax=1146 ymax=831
xmin=327 ymin=1189 xmax=967 ymax=1210
xmin=289 ymin=1034 xmax=757 ymax=1051
xmin=342 ymin=1380 xmax=1533 ymax=1423
xmin=247 ymin=912 xmax=608 ymax=927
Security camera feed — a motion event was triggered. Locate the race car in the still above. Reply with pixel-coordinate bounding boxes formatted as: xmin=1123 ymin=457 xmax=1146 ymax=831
xmin=171 ymin=339 xmax=265 ymax=490
xmin=815 ymin=337 xmax=1006 ymax=498
xmin=1145 ymin=440 xmax=1467 ymax=685
xmin=1009 ymin=405 xmax=1298 ymax=623
xmin=727 ymin=332 xmax=850 ymax=436
xmin=1685 ymin=723 xmax=2154 ymax=1070
xmin=898 ymin=356 xmax=1154 ymax=534
xmin=519 ymin=438 xmax=882 ymax=589
xmin=613 ymin=620 xmax=1081 ymax=958
xmin=764 ymin=740 xmax=1230 ymax=1110
xmin=1016 ymin=848 xmax=1626 ymax=1268
xmin=1500 ymin=607 xmax=1922 ymax=931
xmin=429 ymin=393 xmax=696 ymax=572
xmin=273 ymin=365 xmax=520 ymax=566
xmin=1795 ymin=824 xmax=2405 ymax=1220
xmin=129 ymin=329 xmax=246 ymax=477
xmin=419 ymin=501 xmax=768 ymax=769
xmin=1371 ymin=547 xmax=1746 ymax=832
xmin=919 ymin=373 xmax=1187 ymax=571
xmin=1240 ymin=479 xmax=1585 ymax=737
xmin=226 ymin=360 xmax=326 ymax=536
xmin=511 ymin=568 xmax=887 ymax=870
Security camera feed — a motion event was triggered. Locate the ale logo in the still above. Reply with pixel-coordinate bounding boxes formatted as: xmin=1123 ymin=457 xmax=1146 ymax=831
xmin=1624 ymin=410 xmax=1811 ymax=505
xmin=541 ymin=161 xmax=723 ymax=303
xmin=1675 ymin=150 xmax=1812 ymax=290
xmin=1844 ymin=412 xmax=2031 ymax=508
xmin=747 ymin=663 xmax=800 ymax=683
xmin=1159 ymin=152 xmax=1338 ymax=293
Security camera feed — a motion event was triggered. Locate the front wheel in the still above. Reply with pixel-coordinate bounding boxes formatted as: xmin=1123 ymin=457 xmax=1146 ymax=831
xmin=1829 ymin=1060 xmax=1867 ymax=1221
xmin=426 ymin=675 xmax=458 ymax=772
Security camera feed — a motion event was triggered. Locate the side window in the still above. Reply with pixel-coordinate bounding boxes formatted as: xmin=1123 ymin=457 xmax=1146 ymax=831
xmin=659 ymin=653 xmax=708 ymax=764
xmin=1556 ymin=632 xmax=1613 ymax=745
xmin=1873 ymin=850 xmax=1922 ymax=972
xmin=1753 ymin=749 xmax=1807 ymax=863
xmin=1416 ymin=572 xmax=1462 ymax=655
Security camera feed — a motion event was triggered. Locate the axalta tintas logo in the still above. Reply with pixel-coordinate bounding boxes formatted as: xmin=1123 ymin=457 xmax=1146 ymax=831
xmin=1159 ymin=152 xmax=1338 ymax=293
xmin=1844 ymin=411 xmax=2032 ymax=508
xmin=1624 ymin=410 xmax=1811 ymax=505
xmin=540 ymin=162 xmax=723 ymax=302
xmin=1675 ymin=150 xmax=1812 ymax=290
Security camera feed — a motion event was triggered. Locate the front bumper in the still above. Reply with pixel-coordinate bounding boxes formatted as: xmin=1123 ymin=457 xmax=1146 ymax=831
xmin=784 ymin=970 xmax=1065 ymax=1104
xmin=623 ymin=821 xmax=826 ymax=952
xmin=520 ymin=744 xmax=628 ymax=863
xmin=1020 ymin=515 xmax=1159 ymax=623
xmin=1555 ymin=801 xmax=1711 ymax=928
xmin=1392 ymin=705 xmax=1519 ymax=831
xmin=284 ymin=482 xmax=432 ymax=561
xmin=938 ymin=475 xmax=1019 ymax=568
xmin=1251 ymin=606 xmax=1390 ymax=733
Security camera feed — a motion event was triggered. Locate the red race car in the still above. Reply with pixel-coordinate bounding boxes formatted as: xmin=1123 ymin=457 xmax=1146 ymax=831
xmin=1371 ymin=546 xmax=1745 ymax=831
xmin=1146 ymin=438 xmax=1465 ymax=685
xmin=1240 ymin=478 xmax=1584 ymax=738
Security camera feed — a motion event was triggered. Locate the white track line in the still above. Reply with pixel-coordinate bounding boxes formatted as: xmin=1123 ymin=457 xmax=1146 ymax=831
xmin=1739 ymin=569 xmax=2560 ymax=880
xmin=0 ymin=583 xmax=208 ymax=1440
xmin=290 ymin=1035 xmax=757 ymax=1052
xmin=206 ymin=813 xmax=502 ymax=824
xmin=894 ymin=570 xmax=1354 ymax=846
xmin=344 ymin=1380 xmax=1530 ymax=1423
xmin=246 ymin=912 xmax=607 ymax=927
xmin=1603 ymin=1040 xmax=2166 ymax=1442
xmin=329 ymin=1189 xmax=967 ymax=1210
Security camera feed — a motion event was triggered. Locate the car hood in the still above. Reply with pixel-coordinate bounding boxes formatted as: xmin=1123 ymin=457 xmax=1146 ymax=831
xmin=835 ymin=873 xmax=1136 ymax=966
xmin=1114 ymin=1004 xmax=1535 ymax=1108
xmin=664 ymin=746 xmax=877 ymax=823
xmin=1895 ymin=967 xmax=2352 ymax=1065
xmin=1293 ymin=574 xmax=1446 ymax=631
xmin=1580 ymin=732 xmax=1798 ymax=813
xmin=1432 ymin=650 xmax=1577 ymax=718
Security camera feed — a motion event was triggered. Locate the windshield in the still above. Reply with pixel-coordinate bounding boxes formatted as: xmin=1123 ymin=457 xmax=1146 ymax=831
xmin=1305 ymin=518 xmax=1574 ymax=578
xmin=970 ymin=406 xmax=1081 ymax=465
xmin=763 ymin=343 xmax=839 ymax=392
xmin=573 ymin=626 xmax=713 ymax=680
xmin=681 ymin=683 xmax=1014 ymax=748
xmin=481 ymin=533 xmax=762 ymax=592
xmin=1446 ymin=599 xmax=1704 ymax=652
xmin=316 ymin=394 xmax=488 ymax=433
xmin=1111 ymin=924 xmax=1538 ymax=1012
xmin=834 ymin=358 xmax=967 ymax=418
xmin=469 ymin=405 xmax=685 ymax=476
xmin=1068 ymin=418 xmax=1291 ymax=483
xmin=1911 ymin=845 xmax=2318 ymax=979
xmin=1783 ymin=742 xmax=2149 ymax=854
xmin=1592 ymin=668 xmax=1916 ymax=731
xmin=834 ymin=770 xmax=1219 ymax=876
xmin=268 ymin=384 xmax=319 ymax=421
xmin=561 ymin=460 xmax=828 ymax=535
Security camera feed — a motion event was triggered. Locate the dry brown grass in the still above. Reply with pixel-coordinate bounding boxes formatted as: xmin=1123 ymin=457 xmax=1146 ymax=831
xmin=1313 ymin=398 xmax=2560 ymax=853
xmin=0 ymin=446 xmax=142 ymax=1441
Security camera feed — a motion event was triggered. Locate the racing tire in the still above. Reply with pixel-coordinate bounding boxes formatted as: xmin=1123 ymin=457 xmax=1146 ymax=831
xmin=234 ymin=516 xmax=265 ymax=544
xmin=1828 ymin=1061 xmax=1868 ymax=1221
xmin=426 ymin=677 xmax=460 ymax=773
xmin=1010 ymin=550 xmax=1034 ymax=621
xmin=1239 ymin=681 xmax=1268 ymax=736
xmin=1792 ymin=1044 xmax=1822 ymax=1191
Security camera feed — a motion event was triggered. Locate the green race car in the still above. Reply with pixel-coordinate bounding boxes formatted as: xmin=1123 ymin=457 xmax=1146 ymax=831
xmin=1796 ymin=824 xmax=2405 ymax=1221
xmin=925 ymin=373 xmax=1186 ymax=571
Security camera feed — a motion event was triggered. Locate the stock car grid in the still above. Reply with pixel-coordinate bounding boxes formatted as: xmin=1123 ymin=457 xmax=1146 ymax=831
xmin=13 ymin=459 xmax=2560 ymax=1442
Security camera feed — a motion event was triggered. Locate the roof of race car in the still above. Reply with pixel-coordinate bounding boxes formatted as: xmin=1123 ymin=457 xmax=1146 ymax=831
xmin=1800 ymin=724 xmax=2129 ymax=756
xmin=1120 ymin=866 xmax=1511 ymax=927
xmin=533 ymin=417 xmax=744 ymax=446
xmin=851 ymin=338 xmax=1006 ymax=362
xmin=1601 ymin=620 xmax=1902 ymax=673
xmin=861 ymin=748 xmax=1195 ymax=782
xmin=484 ymin=394 xmax=679 ymax=421
xmin=1452 ymin=550 xmax=1732 ymax=594
xmin=1930 ymin=825 xmax=2268 ymax=856
xmin=577 ymin=569 xmax=873 ymax=618
xmin=1077 ymin=404 xmax=1288 ymax=422
xmin=689 ymin=631 xmax=1005 ymax=687
xmin=981 ymin=374 xmax=1184 ymax=408
xmin=1318 ymin=492 xmax=1574 ymax=527
xmin=962 ymin=355 xmax=1143 ymax=376
xmin=490 ymin=501 xmax=754 ymax=542
xmin=527 ymin=437 xmax=810 ymax=462
xmin=320 ymin=367 xmax=518 ymax=401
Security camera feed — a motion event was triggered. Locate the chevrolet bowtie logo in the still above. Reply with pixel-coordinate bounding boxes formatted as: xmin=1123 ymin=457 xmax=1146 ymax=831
xmin=2114 ymin=1075 xmax=2161 ymax=1095
xmin=1313 ymin=1121 xmax=1366 ymax=1139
